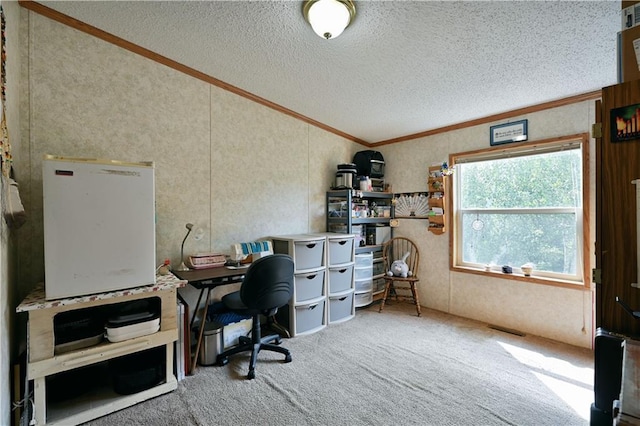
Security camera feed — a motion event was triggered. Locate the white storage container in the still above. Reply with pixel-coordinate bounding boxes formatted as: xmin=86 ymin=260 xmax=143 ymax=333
xmin=354 ymin=291 xmax=373 ymax=307
xmin=355 ymin=252 xmax=373 ymax=268
xmin=346 ymin=225 xmax=364 ymax=246
xmin=327 ymin=235 xmax=354 ymax=265
xmin=106 ymin=318 xmax=160 ymax=343
xmin=328 ymin=290 xmax=355 ymax=324
xmin=355 ymin=278 xmax=373 ymax=292
xmin=328 ymin=264 xmax=354 ymax=294
xmin=271 ymin=234 xmax=326 ymax=271
xmin=374 ymin=226 xmax=391 ymax=245
xmin=294 ymin=269 xmax=326 ymax=302
xmin=293 ymin=240 xmax=325 ymax=270
xmin=293 ymin=299 xmax=326 ymax=335
xmin=223 ymin=318 xmax=253 ymax=349
xmin=354 ymin=266 xmax=373 ymax=281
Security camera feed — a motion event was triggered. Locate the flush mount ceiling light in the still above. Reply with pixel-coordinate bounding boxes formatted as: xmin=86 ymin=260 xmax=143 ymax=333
xmin=303 ymin=0 xmax=356 ymax=40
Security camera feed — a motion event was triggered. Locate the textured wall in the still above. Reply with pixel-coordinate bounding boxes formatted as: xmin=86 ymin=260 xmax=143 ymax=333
xmin=15 ymin=13 xmax=354 ymax=301
xmin=378 ymin=101 xmax=596 ymax=348
xmin=15 ymin=9 xmax=596 ymax=353
xmin=1 ymin=2 xmax=22 ymax=425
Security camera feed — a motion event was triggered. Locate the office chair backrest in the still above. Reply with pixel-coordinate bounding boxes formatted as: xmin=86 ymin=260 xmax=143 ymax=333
xmin=240 ymin=254 xmax=294 ymax=312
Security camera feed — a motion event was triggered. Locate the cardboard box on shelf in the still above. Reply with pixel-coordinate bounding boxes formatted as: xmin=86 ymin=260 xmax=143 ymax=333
xmin=619 ymin=25 xmax=640 ymax=83
xmin=622 ymin=2 xmax=639 ymax=30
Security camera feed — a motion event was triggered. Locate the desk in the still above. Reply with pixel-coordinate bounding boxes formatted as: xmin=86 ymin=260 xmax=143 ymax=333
xmin=171 ymin=266 xmax=247 ymax=374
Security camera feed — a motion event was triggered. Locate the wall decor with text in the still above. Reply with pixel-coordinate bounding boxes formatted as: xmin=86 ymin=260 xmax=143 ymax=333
xmin=490 ymin=120 xmax=528 ymax=146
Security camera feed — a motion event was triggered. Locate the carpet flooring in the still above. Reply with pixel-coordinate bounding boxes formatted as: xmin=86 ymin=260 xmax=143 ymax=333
xmin=85 ymin=302 xmax=593 ymax=426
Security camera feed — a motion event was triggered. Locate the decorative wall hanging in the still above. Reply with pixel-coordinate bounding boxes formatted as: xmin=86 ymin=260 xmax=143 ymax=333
xmin=0 ymin=5 xmax=11 ymax=178
xmin=3 ymin=173 xmax=26 ymax=229
xmin=393 ymin=192 xmax=430 ymax=218
xmin=490 ymin=119 xmax=528 ymax=146
xmin=610 ymin=103 xmax=640 ymax=143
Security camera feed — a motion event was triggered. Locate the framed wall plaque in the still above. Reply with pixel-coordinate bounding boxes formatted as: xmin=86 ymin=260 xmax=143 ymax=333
xmin=610 ymin=103 xmax=640 ymax=143
xmin=490 ymin=120 xmax=528 ymax=146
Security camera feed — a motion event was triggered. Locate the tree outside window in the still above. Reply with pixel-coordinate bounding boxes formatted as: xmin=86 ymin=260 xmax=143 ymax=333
xmin=451 ymin=136 xmax=587 ymax=284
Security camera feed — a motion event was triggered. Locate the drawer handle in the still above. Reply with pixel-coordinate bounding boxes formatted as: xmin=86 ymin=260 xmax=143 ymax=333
xmin=305 ymin=274 xmax=317 ymax=280
xmin=337 ymin=268 xmax=347 ymax=274
xmin=307 ymin=303 xmax=319 ymax=310
xmin=306 ymin=243 xmax=316 ymax=249
xmin=338 ymin=297 xmax=347 ymax=301
xmin=338 ymin=240 xmax=347 ymax=246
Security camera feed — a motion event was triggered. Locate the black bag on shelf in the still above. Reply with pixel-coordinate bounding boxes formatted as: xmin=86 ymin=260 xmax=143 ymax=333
xmin=353 ymin=150 xmax=385 ymax=178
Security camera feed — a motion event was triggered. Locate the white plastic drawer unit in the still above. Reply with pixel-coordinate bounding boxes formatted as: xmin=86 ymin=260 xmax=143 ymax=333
xmin=293 ymin=239 xmax=325 ymax=270
xmin=294 ymin=269 xmax=326 ymax=303
xmin=354 ymin=266 xmax=373 ymax=281
xmin=355 ymin=252 xmax=373 ymax=268
xmin=328 ymin=264 xmax=354 ymax=294
xmin=271 ymin=234 xmax=326 ymax=271
xmin=355 ymin=278 xmax=373 ymax=292
xmin=326 ymin=235 xmax=354 ymax=265
xmin=354 ymin=291 xmax=373 ymax=307
xmin=328 ymin=290 xmax=355 ymax=324
xmin=294 ymin=299 xmax=326 ymax=335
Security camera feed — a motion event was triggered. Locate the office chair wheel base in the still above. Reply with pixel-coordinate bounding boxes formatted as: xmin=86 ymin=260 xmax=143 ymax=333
xmin=284 ymin=353 xmax=292 ymax=363
xmin=247 ymin=370 xmax=255 ymax=380
xmin=216 ymin=356 xmax=229 ymax=366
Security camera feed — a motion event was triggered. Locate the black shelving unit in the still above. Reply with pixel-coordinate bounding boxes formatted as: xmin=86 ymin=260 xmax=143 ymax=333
xmin=326 ymin=190 xmax=394 ymax=304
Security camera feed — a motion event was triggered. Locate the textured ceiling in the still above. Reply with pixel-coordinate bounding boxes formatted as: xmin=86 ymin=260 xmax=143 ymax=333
xmin=37 ymin=1 xmax=621 ymax=143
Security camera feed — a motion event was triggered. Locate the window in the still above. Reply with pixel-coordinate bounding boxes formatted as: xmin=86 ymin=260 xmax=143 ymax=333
xmin=451 ymin=135 xmax=588 ymax=285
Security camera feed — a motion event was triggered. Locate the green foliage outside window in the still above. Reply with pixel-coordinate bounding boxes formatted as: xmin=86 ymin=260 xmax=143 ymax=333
xmin=457 ymin=149 xmax=582 ymax=276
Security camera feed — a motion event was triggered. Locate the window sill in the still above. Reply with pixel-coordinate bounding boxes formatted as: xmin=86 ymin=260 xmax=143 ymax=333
xmin=451 ymin=265 xmax=590 ymax=291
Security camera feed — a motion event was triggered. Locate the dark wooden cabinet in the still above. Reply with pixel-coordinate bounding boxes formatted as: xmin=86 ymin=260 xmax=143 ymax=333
xmin=595 ymin=79 xmax=640 ymax=337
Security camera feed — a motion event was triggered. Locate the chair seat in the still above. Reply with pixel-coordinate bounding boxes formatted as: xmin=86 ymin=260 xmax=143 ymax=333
xmin=221 ymin=290 xmax=260 ymax=315
xmin=221 ymin=290 xmax=244 ymax=310
xmin=385 ymin=276 xmax=418 ymax=283
xmin=222 ymin=290 xmax=281 ymax=318
xmin=384 ymin=276 xmax=419 ymax=291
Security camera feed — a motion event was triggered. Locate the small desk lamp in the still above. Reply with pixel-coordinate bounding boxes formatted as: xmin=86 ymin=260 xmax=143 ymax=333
xmin=176 ymin=223 xmax=194 ymax=271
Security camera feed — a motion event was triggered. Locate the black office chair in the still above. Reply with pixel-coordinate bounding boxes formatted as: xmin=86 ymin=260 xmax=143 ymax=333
xmin=216 ymin=254 xmax=294 ymax=379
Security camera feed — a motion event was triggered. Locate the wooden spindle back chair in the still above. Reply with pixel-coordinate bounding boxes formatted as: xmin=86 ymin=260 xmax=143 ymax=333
xmin=379 ymin=237 xmax=421 ymax=316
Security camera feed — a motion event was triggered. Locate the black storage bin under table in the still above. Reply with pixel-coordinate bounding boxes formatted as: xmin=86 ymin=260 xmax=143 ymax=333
xmin=109 ymin=346 xmax=165 ymax=395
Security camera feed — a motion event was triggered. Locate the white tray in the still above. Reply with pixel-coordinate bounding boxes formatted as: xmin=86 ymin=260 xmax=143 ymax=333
xmin=106 ymin=318 xmax=160 ymax=343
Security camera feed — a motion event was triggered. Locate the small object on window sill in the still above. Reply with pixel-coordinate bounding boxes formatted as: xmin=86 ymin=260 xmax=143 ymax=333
xmin=501 ymin=265 xmax=513 ymax=274
xmin=521 ymin=263 xmax=534 ymax=276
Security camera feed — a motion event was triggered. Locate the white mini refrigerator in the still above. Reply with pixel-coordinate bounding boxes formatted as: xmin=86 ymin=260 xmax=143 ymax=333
xmin=43 ymin=155 xmax=156 ymax=300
